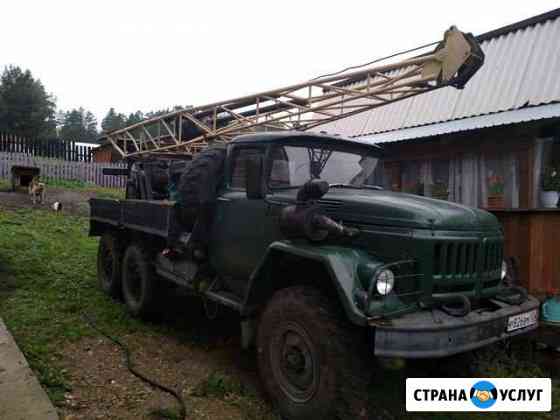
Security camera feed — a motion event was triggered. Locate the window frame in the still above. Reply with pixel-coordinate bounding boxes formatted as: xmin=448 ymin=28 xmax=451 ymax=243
xmin=265 ymin=142 xmax=383 ymax=190
xmin=225 ymin=144 xmax=268 ymax=191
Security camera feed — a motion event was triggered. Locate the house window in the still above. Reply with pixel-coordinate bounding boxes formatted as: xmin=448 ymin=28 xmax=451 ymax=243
xmin=401 ymin=161 xmax=424 ymax=195
xmin=451 ymin=153 xmax=519 ymax=209
xmin=427 ymin=160 xmax=450 ymax=200
xmin=535 ymin=137 xmax=560 ymax=208
xmin=396 ymin=152 xmax=520 ymax=209
xmin=400 ymin=160 xmax=451 ymax=199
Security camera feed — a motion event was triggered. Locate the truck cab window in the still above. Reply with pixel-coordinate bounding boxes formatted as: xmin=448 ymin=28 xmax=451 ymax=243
xmin=268 ymin=144 xmax=381 ymax=188
xmin=230 ymin=147 xmax=264 ymax=189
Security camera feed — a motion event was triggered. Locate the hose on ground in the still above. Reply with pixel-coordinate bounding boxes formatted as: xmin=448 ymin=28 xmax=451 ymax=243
xmin=81 ymin=312 xmax=187 ymax=419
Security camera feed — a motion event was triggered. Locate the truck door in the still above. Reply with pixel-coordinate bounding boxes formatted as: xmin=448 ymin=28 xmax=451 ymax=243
xmin=209 ymin=145 xmax=277 ymax=292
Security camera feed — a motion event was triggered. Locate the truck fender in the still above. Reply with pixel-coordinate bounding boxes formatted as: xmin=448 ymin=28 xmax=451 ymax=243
xmin=242 ymin=241 xmax=382 ymax=326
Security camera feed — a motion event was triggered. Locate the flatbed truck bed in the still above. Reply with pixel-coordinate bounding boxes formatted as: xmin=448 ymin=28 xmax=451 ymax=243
xmin=89 ymin=198 xmax=183 ymax=239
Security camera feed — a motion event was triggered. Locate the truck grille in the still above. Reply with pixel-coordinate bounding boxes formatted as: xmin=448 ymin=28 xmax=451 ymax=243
xmin=432 ymin=238 xmax=503 ymax=293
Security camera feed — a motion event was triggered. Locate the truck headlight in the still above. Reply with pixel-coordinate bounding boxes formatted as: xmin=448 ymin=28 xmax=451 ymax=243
xmin=501 ymin=260 xmax=507 ymax=280
xmin=376 ymin=269 xmax=395 ymax=295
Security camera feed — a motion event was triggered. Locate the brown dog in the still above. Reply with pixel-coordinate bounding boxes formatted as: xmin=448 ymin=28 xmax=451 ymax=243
xmin=28 ymin=176 xmax=46 ymax=204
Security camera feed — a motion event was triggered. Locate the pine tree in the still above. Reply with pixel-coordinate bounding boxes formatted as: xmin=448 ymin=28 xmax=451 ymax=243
xmin=60 ymin=108 xmax=86 ymax=141
xmin=59 ymin=107 xmax=98 ymax=142
xmin=84 ymin=111 xmax=98 ymax=142
xmin=125 ymin=111 xmax=144 ymax=126
xmin=101 ymin=107 xmax=126 ymax=133
xmin=0 ymin=65 xmax=56 ymax=139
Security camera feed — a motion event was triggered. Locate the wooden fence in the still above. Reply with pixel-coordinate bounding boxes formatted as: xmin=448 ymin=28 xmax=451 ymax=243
xmin=0 ymin=133 xmax=98 ymax=162
xmin=0 ymin=152 xmax=126 ymax=188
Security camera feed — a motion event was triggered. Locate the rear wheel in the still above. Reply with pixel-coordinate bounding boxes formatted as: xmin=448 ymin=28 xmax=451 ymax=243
xmin=97 ymin=233 xmax=122 ymax=299
xmin=257 ymin=286 xmax=371 ymax=420
xmin=122 ymin=243 xmax=160 ymax=319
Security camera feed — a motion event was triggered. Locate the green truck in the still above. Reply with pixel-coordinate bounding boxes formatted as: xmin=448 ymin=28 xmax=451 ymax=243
xmin=90 ymin=131 xmax=539 ymax=419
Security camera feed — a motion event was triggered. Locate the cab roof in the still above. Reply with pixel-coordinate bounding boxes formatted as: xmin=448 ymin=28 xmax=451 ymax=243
xmin=231 ymin=130 xmax=383 ymax=150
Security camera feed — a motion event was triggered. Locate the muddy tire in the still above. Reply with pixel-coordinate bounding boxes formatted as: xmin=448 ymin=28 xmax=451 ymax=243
xmin=97 ymin=233 xmax=122 ymax=299
xmin=122 ymin=243 xmax=160 ymax=319
xmin=257 ymin=286 xmax=371 ymax=420
xmin=177 ymin=147 xmax=226 ymax=229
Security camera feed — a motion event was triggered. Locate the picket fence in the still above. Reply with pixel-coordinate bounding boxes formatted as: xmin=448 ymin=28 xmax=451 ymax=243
xmin=0 ymin=152 xmax=126 ymax=188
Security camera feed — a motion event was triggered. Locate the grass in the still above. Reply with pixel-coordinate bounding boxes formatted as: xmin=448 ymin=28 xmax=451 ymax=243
xmin=192 ymin=372 xmax=278 ymax=420
xmin=192 ymin=371 xmax=247 ymax=399
xmin=0 ymin=206 xmax=274 ymax=420
xmin=0 ymin=176 xmax=124 ymax=199
xmin=149 ymin=407 xmax=183 ymax=420
xmin=43 ymin=177 xmax=125 ymax=199
xmin=0 ymin=208 xmax=145 ymax=403
xmin=0 ymin=205 xmax=557 ymax=419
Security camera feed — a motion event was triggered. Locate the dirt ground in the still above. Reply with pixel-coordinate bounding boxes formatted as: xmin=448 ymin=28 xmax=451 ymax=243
xmin=57 ymin=306 xmax=267 ymax=420
xmin=0 ymin=186 xmax=98 ymax=216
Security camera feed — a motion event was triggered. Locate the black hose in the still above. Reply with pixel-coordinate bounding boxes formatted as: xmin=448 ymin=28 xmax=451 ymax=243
xmin=81 ymin=313 xmax=187 ymax=419
xmin=311 ymin=40 xmax=439 ymax=81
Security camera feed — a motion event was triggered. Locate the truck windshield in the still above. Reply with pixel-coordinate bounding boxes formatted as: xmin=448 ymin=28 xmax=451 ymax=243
xmin=268 ymin=144 xmax=385 ymax=189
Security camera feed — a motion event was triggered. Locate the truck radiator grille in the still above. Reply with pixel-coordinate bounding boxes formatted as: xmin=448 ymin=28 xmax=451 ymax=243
xmin=433 ymin=239 xmax=502 ymax=281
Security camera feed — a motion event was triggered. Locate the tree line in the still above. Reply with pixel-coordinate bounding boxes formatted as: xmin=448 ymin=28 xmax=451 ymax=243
xmin=0 ymin=65 xmax=185 ymax=144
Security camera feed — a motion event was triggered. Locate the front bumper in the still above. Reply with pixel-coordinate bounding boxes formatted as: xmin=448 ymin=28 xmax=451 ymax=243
xmin=372 ymin=296 xmax=539 ymax=358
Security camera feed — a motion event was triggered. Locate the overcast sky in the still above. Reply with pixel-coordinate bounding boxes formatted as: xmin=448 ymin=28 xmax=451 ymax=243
xmin=2 ymin=1 xmax=558 ymax=123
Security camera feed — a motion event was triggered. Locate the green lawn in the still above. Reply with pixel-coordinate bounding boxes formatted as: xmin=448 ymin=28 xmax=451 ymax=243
xmin=0 ymin=178 xmax=11 ymax=190
xmin=0 ymin=207 xmax=274 ymax=419
xmin=0 ymin=176 xmax=124 ymax=199
xmin=0 ymin=206 xmax=557 ymax=419
xmin=0 ymin=208 xmax=145 ymax=402
xmin=41 ymin=177 xmax=124 ymax=199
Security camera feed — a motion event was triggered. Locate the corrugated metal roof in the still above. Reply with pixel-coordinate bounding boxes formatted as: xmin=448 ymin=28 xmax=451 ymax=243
xmin=358 ymin=102 xmax=560 ymax=144
xmin=318 ymin=9 xmax=560 ymax=140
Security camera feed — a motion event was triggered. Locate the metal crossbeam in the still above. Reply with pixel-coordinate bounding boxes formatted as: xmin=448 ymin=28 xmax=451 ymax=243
xmin=106 ymin=26 xmax=483 ymax=158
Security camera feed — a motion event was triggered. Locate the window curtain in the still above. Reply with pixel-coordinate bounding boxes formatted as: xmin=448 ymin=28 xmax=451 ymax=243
xmin=421 ymin=160 xmax=433 ymax=196
xmin=504 ymin=151 xmax=519 ymax=208
xmin=399 ymin=152 xmax=519 ymax=208
xmin=533 ymin=138 xmax=554 ymax=207
xmin=449 ymin=152 xmax=520 ymax=208
xmin=446 ymin=154 xmax=487 ymax=207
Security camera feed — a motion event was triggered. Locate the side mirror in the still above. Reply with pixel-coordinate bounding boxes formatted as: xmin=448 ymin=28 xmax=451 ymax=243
xmin=246 ymin=155 xmax=266 ymax=199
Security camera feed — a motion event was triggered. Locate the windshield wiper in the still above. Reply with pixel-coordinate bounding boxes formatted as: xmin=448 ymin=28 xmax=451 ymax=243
xmin=329 ymin=183 xmax=383 ymax=190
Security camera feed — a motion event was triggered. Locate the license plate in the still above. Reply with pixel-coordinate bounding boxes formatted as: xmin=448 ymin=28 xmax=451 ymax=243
xmin=507 ymin=310 xmax=538 ymax=332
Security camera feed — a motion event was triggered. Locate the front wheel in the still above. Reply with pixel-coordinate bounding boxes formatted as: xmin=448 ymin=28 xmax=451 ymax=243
xmin=257 ymin=286 xmax=371 ymax=420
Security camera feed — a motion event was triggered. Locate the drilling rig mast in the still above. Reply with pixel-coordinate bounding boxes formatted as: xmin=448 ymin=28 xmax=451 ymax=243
xmin=106 ymin=26 xmax=483 ymax=159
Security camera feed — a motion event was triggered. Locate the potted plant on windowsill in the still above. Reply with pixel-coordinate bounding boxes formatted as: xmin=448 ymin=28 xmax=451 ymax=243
xmin=487 ymin=175 xmax=505 ymax=209
xmin=541 ymin=166 xmax=560 ymax=208
xmin=430 ymin=182 xmax=449 ymax=200
xmin=402 ymin=181 xmax=424 ymax=196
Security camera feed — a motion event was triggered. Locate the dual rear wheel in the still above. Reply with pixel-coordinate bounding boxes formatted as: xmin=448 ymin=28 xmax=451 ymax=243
xmin=96 ymin=234 xmax=160 ymax=319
